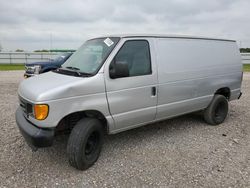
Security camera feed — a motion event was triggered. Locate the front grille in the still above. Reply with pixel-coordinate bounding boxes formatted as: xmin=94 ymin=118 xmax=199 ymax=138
xmin=19 ymin=97 xmax=27 ymax=113
xmin=19 ymin=96 xmax=33 ymax=116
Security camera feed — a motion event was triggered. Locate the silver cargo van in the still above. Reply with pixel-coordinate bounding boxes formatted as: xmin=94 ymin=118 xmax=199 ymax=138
xmin=16 ymin=34 xmax=243 ymax=170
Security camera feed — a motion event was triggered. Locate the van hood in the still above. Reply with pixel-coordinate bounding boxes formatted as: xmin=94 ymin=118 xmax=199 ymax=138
xmin=25 ymin=60 xmax=61 ymax=67
xmin=26 ymin=61 xmax=52 ymax=66
xmin=18 ymin=71 xmax=104 ymax=102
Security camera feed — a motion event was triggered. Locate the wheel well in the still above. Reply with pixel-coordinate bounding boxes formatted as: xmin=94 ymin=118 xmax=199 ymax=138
xmin=215 ymin=87 xmax=231 ymax=100
xmin=55 ymin=110 xmax=108 ymax=135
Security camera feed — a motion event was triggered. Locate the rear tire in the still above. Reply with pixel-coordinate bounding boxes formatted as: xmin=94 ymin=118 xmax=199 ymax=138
xmin=204 ymin=94 xmax=228 ymax=125
xmin=67 ymin=118 xmax=104 ymax=170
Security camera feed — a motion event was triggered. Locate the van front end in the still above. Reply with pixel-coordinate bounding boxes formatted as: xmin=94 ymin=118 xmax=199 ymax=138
xmin=15 ymin=67 xmax=111 ymax=151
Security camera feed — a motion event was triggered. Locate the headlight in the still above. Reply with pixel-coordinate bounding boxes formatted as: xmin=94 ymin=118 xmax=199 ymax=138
xmin=25 ymin=66 xmax=36 ymax=73
xmin=34 ymin=65 xmax=41 ymax=74
xmin=34 ymin=104 xmax=49 ymax=120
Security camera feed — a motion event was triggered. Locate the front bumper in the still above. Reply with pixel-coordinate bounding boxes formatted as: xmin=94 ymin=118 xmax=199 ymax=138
xmin=24 ymin=72 xmax=34 ymax=78
xmin=15 ymin=107 xmax=54 ymax=149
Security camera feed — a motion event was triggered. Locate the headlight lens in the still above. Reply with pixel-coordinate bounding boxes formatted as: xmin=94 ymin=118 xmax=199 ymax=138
xmin=25 ymin=66 xmax=36 ymax=73
xmin=34 ymin=104 xmax=49 ymax=120
xmin=34 ymin=65 xmax=41 ymax=74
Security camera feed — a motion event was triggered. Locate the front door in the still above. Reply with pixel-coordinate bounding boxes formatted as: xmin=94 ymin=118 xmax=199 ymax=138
xmin=104 ymin=39 xmax=158 ymax=132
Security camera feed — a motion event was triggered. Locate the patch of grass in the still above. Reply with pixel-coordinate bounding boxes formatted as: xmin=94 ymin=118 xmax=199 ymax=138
xmin=0 ymin=64 xmax=24 ymax=71
xmin=243 ymin=64 xmax=250 ymax=72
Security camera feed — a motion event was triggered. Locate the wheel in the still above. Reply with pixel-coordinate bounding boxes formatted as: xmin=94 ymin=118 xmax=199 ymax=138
xmin=67 ymin=118 xmax=104 ymax=170
xmin=203 ymin=94 xmax=228 ymax=125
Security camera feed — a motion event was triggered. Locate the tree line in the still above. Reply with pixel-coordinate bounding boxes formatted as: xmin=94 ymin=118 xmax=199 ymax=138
xmin=240 ymin=48 xmax=250 ymax=53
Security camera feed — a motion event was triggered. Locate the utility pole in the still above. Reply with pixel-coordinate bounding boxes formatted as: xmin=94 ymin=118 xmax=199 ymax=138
xmin=50 ymin=33 xmax=53 ymax=51
xmin=50 ymin=33 xmax=53 ymax=61
xmin=0 ymin=42 xmax=2 ymax=52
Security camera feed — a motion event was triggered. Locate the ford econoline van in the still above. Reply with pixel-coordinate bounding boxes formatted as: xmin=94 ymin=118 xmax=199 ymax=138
xmin=16 ymin=34 xmax=242 ymax=170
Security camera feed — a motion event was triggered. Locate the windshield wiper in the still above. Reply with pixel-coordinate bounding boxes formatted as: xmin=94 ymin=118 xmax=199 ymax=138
xmin=65 ymin=66 xmax=93 ymax=76
xmin=55 ymin=67 xmax=93 ymax=77
xmin=65 ymin=66 xmax=80 ymax=70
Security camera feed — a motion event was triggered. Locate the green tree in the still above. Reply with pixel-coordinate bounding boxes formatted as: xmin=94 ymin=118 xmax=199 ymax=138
xmin=15 ymin=49 xmax=24 ymax=52
xmin=240 ymin=48 xmax=250 ymax=53
xmin=34 ymin=49 xmax=50 ymax=52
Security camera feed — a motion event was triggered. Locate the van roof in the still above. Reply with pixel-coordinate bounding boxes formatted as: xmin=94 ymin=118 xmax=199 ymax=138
xmin=100 ymin=34 xmax=235 ymax=42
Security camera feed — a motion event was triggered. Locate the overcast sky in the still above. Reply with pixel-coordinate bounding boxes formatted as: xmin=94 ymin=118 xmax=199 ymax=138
xmin=0 ymin=0 xmax=250 ymax=51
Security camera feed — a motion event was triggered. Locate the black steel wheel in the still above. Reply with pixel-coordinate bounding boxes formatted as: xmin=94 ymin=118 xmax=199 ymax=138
xmin=67 ymin=118 xmax=104 ymax=170
xmin=204 ymin=94 xmax=228 ymax=125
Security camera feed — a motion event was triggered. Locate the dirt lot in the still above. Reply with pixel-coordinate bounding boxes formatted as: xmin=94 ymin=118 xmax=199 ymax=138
xmin=0 ymin=71 xmax=249 ymax=188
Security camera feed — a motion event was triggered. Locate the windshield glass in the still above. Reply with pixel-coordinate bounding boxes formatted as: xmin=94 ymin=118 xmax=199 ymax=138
xmin=53 ymin=53 xmax=70 ymax=62
xmin=62 ymin=37 xmax=120 ymax=74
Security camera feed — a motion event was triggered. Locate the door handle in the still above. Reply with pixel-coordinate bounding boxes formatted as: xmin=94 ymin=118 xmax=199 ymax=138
xmin=151 ymin=86 xmax=156 ymax=96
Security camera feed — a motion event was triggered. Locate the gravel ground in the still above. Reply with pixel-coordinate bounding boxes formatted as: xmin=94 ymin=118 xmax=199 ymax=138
xmin=0 ymin=71 xmax=249 ymax=188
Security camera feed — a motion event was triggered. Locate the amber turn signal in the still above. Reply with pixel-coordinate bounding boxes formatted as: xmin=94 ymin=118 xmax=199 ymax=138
xmin=34 ymin=104 xmax=49 ymax=120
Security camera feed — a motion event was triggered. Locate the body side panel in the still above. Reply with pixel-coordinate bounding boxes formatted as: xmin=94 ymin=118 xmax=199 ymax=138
xmin=155 ymin=38 xmax=242 ymax=119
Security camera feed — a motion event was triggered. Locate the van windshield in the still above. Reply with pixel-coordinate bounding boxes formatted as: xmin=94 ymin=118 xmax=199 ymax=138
xmin=61 ymin=37 xmax=120 ymax=75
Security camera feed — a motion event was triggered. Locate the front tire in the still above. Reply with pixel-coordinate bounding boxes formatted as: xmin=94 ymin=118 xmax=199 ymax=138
xmin=67 ymin=118 xmax=104 ymax=170
xmin=203 ymin=94 xmax=228 ymax=125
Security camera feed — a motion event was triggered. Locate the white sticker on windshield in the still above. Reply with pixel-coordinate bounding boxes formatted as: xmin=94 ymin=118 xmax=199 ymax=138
xmin=104 ymin=38 xmax=114 ymax=47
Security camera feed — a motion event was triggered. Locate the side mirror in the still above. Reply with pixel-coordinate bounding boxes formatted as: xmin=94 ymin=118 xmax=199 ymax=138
xmin=109 ymin=60 xmax=129 ymax=79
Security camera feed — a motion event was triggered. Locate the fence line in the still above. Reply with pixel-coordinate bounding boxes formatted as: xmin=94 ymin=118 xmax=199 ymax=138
xmin=0 ymin=52 xmax=59 ymax=64
xmin=241 ymin=53 xmax=250 ymax=64
xmin=0 ymin=52 xmax=250 ymax=64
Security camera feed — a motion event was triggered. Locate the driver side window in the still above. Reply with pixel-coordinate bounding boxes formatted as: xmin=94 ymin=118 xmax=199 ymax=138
xmin=113 ymin=40 xmax=151 ymax=78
